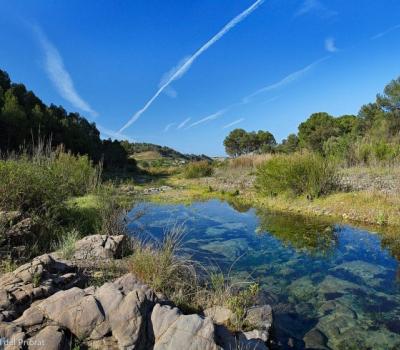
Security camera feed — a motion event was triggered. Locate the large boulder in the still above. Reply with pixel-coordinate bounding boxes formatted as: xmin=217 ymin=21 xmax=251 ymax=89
xmin=151 ymin=304 xmax=220 ymax=350
xmin=2 ymin=273 xmax=157 ymax=350
xmin=73 ymin=234 xmax=129 ymax=260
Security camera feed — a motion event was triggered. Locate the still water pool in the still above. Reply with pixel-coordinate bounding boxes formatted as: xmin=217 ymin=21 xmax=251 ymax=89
xmin=128 ymin=200 xmax=400 ymax=350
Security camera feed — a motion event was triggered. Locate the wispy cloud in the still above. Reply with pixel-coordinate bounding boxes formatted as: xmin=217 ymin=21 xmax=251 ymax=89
xmin=118 ymin=0 xmax=264 ymax=132
xmin=187 ymin=56 xmax=326 ymax=131
xmin=177 ymin=117 xmax=191 ymax=129
xmin=187 ymin=109 xmax=227 ymax=129
xmin=324 ymin=37 xmax=338 ymax=52
xmin=158 ymin=56 xmax=191 ymax=98
xmin=294 ymin=0 xmax=337 ymax=18
xmin=371 ymin=24 xmax=400 ymax=40
xmin=222 ymin=118 xmax=244 ymax=129
xmin=164 ymin=123 xmax=176 ymax=132
xmin=97 ymin=125 xmax=135 ymax=142
xmin=33 ymin=25 xmax=97 ymax=117
xmin=243 ymin=56 xmax=329 ymax=103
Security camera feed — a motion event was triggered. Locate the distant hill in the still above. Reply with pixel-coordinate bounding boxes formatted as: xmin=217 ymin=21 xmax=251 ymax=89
xmin=120 ymin=141 xmax=211 ymax=162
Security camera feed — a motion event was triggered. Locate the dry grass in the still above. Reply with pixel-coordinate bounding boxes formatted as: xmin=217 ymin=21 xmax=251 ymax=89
xmin=128 ymin=222 xmax=259 ymax=317
xmin=133 ymin=151 xmax=163 ymax=160
xmin=228 ymin=154 xmax=273 ymax=169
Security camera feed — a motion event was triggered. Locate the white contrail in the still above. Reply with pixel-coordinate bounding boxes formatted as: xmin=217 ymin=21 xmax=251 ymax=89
xmin=187 ymin=109 xmax=227 ymax=129
xmin=242 ymin=56 xmax=329 ymax=103
xmin=223 ymin=118 xmax=244 ymax=129
xmin=164 ymin=123 xmax=176 ymax=132
xmin=371 ymin=24 xmax=400 ymax=40
xmin=119 ymin=0 xmax=264 ymax=132
xmin=187 ymin=56 xmax=326 ymax=130
xmin=177 ymin=117 xmax=191 ymax=129
xmin=33 ymin=25 xmax=97 ymax=117
xmin=97 ymin=125 xmax=135 ymax=142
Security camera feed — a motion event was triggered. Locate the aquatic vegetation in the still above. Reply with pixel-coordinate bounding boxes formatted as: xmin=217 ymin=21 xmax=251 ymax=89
xmin=129 ymin=200 xmax=400 ymax=349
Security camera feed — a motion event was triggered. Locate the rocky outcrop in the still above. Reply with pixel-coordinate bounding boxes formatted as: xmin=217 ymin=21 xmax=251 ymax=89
xmin=0 ymin=254 xmax=82 ymax=322
xmin=72 ymin=234 xmax=129 ymax=260
xmin=0 ymin=235 xmax=273 ymax=349
xmin=0 ymin=211 xmax=36 ymax=258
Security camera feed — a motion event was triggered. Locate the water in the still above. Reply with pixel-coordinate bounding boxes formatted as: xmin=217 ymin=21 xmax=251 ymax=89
xmin=128 ymin=200 xmax=400 ymax=350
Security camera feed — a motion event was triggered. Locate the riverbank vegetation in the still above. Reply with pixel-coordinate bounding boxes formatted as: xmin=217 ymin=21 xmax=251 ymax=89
xmin=140 ymin=76 xmax=400 ymax=228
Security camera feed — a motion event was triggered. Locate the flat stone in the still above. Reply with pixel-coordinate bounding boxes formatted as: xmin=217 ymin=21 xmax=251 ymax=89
xmin=203 ymin=306 xmax=233 ymax=325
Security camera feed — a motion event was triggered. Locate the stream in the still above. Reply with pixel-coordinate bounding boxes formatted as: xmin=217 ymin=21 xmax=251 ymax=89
xmin=128 ymin=199 xmax=400 ymax=350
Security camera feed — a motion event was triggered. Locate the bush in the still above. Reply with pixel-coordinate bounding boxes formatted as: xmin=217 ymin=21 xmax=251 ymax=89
xmin=256 ymin=152 xmax=339 ymax=198
xmin=183 ymin=160 xmax=213 ymax=178
xmin=0 ymin=145 xmax=101 ymax=257
xmin=0 ymin=146 xmax=100 ymax=213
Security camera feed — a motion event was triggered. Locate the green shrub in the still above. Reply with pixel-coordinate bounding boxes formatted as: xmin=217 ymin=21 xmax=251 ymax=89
xmin=0 ymin=145 xmax=101 ymax=257
xmin=0 ymin=147 xmax=100 ymax=214
xmin=256 ymin=152 xmax=339 ymax=198
xmin=54 ymin=229 xmax=80 ymax=259
xmin=183 ymin=161 xmax=213 ymax=179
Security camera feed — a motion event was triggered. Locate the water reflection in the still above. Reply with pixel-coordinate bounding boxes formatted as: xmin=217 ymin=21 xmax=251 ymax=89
xmin=128 ymin=200 xmax=400 ymax=350
xmin=255 ymin=210 xmax=338 ymax=256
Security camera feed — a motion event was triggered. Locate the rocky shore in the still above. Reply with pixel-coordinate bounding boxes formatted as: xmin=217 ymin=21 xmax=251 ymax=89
xmin=0 ymin=235 xmax=273 ymax=350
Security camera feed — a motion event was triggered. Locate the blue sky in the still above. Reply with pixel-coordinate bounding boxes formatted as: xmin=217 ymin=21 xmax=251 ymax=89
xmin=1 ymin=0 xmax=400 ymax=156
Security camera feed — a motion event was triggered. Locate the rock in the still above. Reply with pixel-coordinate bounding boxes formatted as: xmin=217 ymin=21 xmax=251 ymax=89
xmin=27 ymin=326 xmax=66 ymax=350
xmin=151 ymin=304 xmax=220 ymax=350
xmin=36 ymin=288 xmax=107 ymax=340
xmin=73 ymin=234 xmax=128 ymax=260
xmin=94 ymin=274 xmax=156 ymax=348
xmin=303 ymin=328 xmax=329 ymax=350
xmin=245 ymin=305 xmax=273 ymax=338
xmin=238 ymin=331 xmax=269 ymax=350
xmin=203 ymin=306 xmax=233 ymax=325
xmin=0 ymin=254 xmax=82 ymax=321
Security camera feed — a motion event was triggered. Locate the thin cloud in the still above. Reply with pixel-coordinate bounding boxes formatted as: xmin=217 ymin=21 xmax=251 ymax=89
xmin=158 ymin=56 xmax=191 ymax=98
xmin=97 ymin=125 xmax=135 ymax=142
xmin=177 ymin=117 xmax=191 ymax=129
xmin=371 ymin=24 xmax=400 ymax=40
xmin=33 ymin=25 xmax=97 ymax=117
xmin=184 ymin=57 xmax=326 ymax=131
xmin=164 ymin=123 xmax=176 ymax=132
xmin=243 ymin=56 xmax=329 ymax=103
xmin=294 ymin=0 xmax=337 ymax=18
xmin=187 ymin=109 xmax=227 ymax=129
xmin=325 ymin=37 xmax=338 ymax=52
xmin=223 ymin=118 xmax=244 ymax=129
xmin=118 ymin=0 xmax=264 ymax=132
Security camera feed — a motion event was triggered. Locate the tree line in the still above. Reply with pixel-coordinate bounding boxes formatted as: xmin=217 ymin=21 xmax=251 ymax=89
xmin=224 ymin=76 xmax=400 ymax=165
xmin=0 ymin=69 xmax=133 ymax=169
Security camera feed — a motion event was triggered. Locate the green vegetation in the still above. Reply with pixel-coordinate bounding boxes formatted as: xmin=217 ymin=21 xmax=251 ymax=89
xmin=0 ymin=69 xmax=134 ymax=170
xmin=256 ymin=152 xmax=339 ymax=198
xmin=54 ymin=229 xmax=80 ymax=259
xmin=0 ymin=145 xmax=100 ymax=214
xmin=223 ymin=128 xmax=276 ymax=157
xmin=0 ymin=141 xmax=134 ymax=259
xmin=183 ymin=160 xmax=214 ymax=178
xmin=223 ymin=77 xmax=400 ymax=168
xmin=120 ymin=140 xmax=211 ymax=162
xmin=129 ymin=223 xmax=259 ymax=316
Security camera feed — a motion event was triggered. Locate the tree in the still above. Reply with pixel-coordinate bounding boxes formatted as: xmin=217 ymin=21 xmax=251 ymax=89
xmin=224 ymin=128 xmax=248 ymax=157
xmin=298 ymin=112 xmax=339 ymax=153
xmin=277 ymin=134 xmax=299 ymax=153
xmin=223 ymin=129 xmax=276 ymax=156
xmin=257 ymin=130 xmax=276 ymax=153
